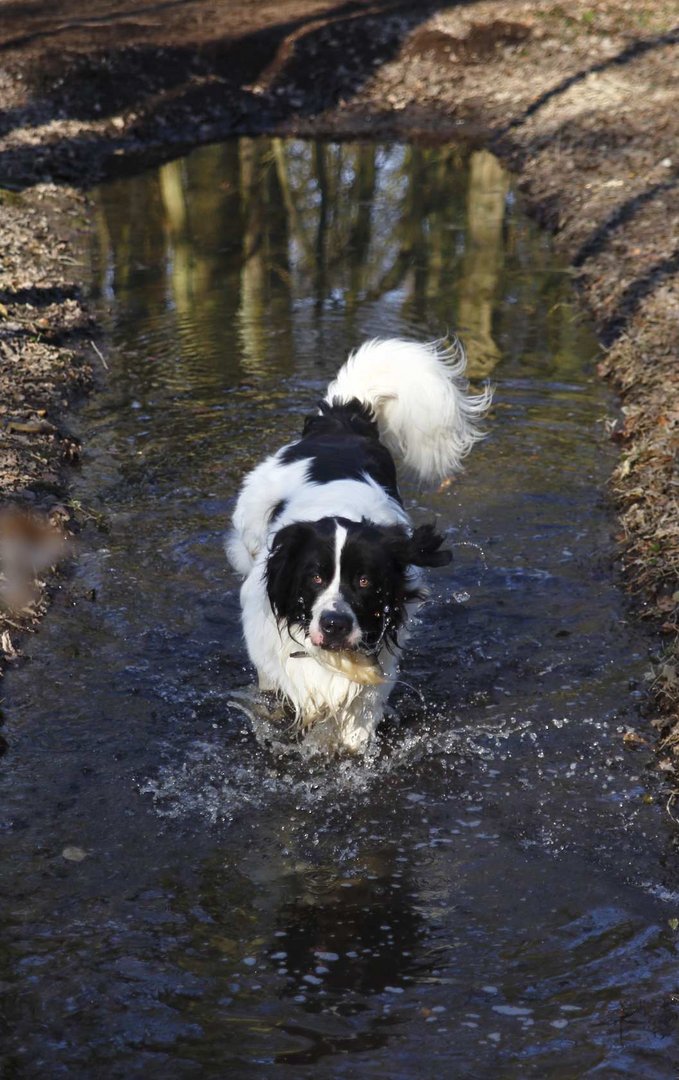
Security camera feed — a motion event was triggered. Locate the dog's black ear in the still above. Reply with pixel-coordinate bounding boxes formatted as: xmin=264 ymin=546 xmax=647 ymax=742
xmin=383 ymin=522 xmax=451 ymax=569
xmin=265 ymin=523 xmax=311 ymax=619
xmin=408 ymin=524 xmax=452 ymax=568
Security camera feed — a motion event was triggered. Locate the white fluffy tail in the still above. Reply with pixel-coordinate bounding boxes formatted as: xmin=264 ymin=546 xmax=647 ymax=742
xmin=325 ymin=338 xmax=491 ymax=485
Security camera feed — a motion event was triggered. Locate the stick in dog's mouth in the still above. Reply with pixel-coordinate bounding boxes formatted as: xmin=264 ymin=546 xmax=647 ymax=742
xmin=289 ymin=649 xmax=385 ymax=685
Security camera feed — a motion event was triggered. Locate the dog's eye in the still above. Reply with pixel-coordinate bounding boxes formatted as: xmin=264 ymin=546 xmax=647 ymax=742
xmin=311 ymin=573 xmax=324 ymax=586
xmin=358 ymin=575 xmax=370 ymax=589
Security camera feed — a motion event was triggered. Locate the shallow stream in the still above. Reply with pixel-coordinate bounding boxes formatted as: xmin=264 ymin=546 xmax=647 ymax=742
xmin=2 ymin=140 xmax=678 ymax=1076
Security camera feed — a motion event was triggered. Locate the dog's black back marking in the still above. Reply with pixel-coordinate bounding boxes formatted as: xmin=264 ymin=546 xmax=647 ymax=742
xmin=280 ymin=398 xmax=401 ymax=502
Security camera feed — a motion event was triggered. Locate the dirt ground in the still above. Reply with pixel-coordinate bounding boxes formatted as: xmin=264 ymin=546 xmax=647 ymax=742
xmin=0 ymin=1 xmax=677 ymax=749
xmin=0 ymin=186 xmax=92 ymax=677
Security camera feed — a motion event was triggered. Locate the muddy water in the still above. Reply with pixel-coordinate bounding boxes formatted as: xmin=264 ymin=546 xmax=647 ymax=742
xmin=2 ymin=140 xmax=678 ymax=1076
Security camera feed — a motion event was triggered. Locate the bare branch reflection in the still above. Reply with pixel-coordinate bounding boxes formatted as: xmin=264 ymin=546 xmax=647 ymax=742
xmin=93 ymin=138 xmax=590 ymax=389
xmin=457 ymin=150 xmax=509 ymax=378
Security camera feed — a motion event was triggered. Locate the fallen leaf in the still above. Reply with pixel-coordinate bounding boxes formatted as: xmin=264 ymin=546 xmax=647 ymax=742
xmin=622 ymin=730 xmax=647 ymax=747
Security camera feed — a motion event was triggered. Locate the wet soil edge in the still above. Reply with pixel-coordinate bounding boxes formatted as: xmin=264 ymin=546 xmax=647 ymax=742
xmin=0 ymin=1 xmax=677 ymax=751
xmin=0 ymin=185 xmax=94 ymax=700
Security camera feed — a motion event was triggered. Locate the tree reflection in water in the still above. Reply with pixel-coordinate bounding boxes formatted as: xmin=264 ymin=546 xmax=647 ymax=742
xmin=93 ymin=137 xmax=584 ymax=392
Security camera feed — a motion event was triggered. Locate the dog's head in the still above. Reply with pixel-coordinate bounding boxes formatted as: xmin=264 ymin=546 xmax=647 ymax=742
xmin=265 ymin=516 xmax=451 ymax=654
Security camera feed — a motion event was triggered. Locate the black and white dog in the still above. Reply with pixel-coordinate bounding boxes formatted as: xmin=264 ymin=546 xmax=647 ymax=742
xmin=226 ymin=338 xmax=489 ymax=751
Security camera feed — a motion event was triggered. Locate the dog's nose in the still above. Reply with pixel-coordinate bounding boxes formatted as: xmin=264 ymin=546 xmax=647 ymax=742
xmin=319 ymin=610 xmax=353 ymax=641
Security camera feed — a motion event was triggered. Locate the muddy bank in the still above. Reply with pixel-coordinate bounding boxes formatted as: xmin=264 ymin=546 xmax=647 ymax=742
xmin=0 ymin=0 xmax=677 ymax=736
xmin=0 ymin=186 xmax=92 ymax=673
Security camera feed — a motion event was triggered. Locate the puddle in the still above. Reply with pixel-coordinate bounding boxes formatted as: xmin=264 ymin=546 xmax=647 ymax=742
xmin=2 ymin=139 xmax=678 ymax=1076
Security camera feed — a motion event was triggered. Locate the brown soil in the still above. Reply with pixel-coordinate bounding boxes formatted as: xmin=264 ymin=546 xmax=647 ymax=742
xmin=0 ymin=0 xmax=677 ymax=746
xmin=0 ymin=185 xmax=92 ymax=671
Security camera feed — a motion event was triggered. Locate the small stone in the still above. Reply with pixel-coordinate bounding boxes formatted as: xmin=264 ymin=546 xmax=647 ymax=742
xmin=62 ymin=845 xmax=87 ymax=862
